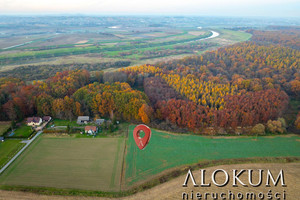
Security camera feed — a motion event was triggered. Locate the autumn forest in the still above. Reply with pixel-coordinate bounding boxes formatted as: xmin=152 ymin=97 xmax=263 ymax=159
xmin=1 ymin=28 xmax=299 ymax=135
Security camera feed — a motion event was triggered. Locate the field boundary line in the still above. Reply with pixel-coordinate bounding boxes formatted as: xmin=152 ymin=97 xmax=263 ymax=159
xmin=120 ymin=124 xmax=129 ymax=190
xmin=110 ymin=138 xmax=122 ymax=189
xmin=0 ymin=131 xmax=42 ymax=174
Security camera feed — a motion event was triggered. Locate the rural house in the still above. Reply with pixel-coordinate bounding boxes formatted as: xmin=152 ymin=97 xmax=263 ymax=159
xmin=85 ymin=126 xmax=98 ymax=135
xmin=77 ymin=116 xmax=90 ymax=125
xmin=95 ymin=119 xmax=105 ymax=125
xmin=42 ymin=116 xmax=52 ymax=122
xmin=27 ymin=117 xmax=42 ymax=127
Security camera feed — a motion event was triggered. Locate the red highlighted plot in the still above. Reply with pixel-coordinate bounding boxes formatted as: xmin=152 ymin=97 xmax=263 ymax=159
xmin=133 ymin=124 xmax=151 ymax=150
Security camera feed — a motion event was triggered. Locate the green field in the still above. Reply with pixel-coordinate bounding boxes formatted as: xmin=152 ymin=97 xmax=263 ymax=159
xmin=2 ymin=125 xmax=299 ymax=192
xmin=12 ymin=124 xmax=33 ymax=138
xmin=0 ymin=140 xmax=24 ymax=168
xmin=52 ymin=118 xmax=101 ymax=127
xmin=0 ymin=136 xmax=125 ymax=191
xmin=125 ymin=126 xmax=300 ymax=186
xmin=217 ymin=29 xmax=252 ymax=42
xmin=52 ymin=119 xmax=80 ymax=127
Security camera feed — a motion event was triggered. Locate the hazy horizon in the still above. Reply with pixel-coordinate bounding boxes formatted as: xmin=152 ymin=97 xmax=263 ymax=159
xmin=0 ymin=0 xmax=299 ymax=18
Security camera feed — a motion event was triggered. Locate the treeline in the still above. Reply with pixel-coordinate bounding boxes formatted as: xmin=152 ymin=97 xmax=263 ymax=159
xmin=71 ymin=82 xmax=152 ymax=123
xmin=120 ymin=65 xmax=162 ymax=86
xmin=0 ymin=61 xmax=131 ymax=81
xmin=174 ymin=42 xmax=215 ymax=51
xmin=118 ymin=40 xmax=298 ymax=131
xmin=143 ymin=77 xmax=183 ymax=105
xmin=117 ymin=42 xmax=215 ymax=60
xmin=139 ymin=49 xmax=188 ymax=60
xmin=160 ymin=73 xmax=238 ymax=109
xmin=138 ymin=42 xmax=215 ymax=60
xmin=155 ymin=89 xmax=288 ymax=130
xmin=119 ymin=65 xmax=290 ymax=131
xmin=0 ymin=70 xmax=152 ymax=124
xmin=248 ymin=29 xmax=300 ymax=50
xmin=155 ymin=42 xmax=300 ymax=97
xmin=0 ymin=70 xmax=89 ymax=120
xmin=119 ymin=49 xmax=189 ymax=59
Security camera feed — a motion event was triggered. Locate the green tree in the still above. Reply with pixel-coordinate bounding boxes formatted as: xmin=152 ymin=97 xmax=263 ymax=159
xmin=66 ymin=124 xmax=70 ymax=134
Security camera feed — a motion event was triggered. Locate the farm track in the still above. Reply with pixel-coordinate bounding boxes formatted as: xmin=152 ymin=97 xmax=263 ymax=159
xmin=120 ymin=125 xmax=129 ymax=190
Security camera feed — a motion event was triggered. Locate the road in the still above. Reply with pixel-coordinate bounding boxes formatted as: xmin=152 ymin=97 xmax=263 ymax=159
xmin=0 ymin=131 xmax=42 ymax=174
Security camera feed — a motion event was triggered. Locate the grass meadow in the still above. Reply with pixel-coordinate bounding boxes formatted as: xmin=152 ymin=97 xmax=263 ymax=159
xmin=125 ymin=125 xmax=300 ymax=186
xmin=0 ymin=140 xmax=24 ymax=168
xmin=0 ymin=136 xmax=125 ymax=191
xmin=12 ymin=124 xmax=33 ymax=138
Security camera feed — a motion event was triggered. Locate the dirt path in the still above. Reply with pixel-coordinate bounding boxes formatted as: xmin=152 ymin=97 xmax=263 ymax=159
xmin=1 ymin=162 xmax=299 ymax=200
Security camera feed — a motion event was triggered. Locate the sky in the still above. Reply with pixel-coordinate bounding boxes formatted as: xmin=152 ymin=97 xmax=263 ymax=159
xmin=0 ymin=0 xmax=299 ymax=17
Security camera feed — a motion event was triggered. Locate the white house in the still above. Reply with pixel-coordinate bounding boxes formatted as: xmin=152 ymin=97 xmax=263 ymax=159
xmin=77 ymin=116 xmax=90 ymax=125
xmin=26 ymin=117 xmax=42 ymax=127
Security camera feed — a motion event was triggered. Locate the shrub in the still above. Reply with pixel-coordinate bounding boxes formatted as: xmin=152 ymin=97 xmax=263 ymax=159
xmin=267 ymin=119 xmax=285 ymax=134
xmin=234 ymin=127 xmax=243 ymax=135
xmin=216 ymin=128 xmax=227 ymax=135
xmin=277 ymin=117 xmax=287 ymax=127
xmin=251 ymin=124 xmax=266 ymax=135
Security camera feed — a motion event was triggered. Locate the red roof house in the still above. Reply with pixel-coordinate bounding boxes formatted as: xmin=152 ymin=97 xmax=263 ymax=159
xmin=85 ymin=126 xmax=98 ymax=134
